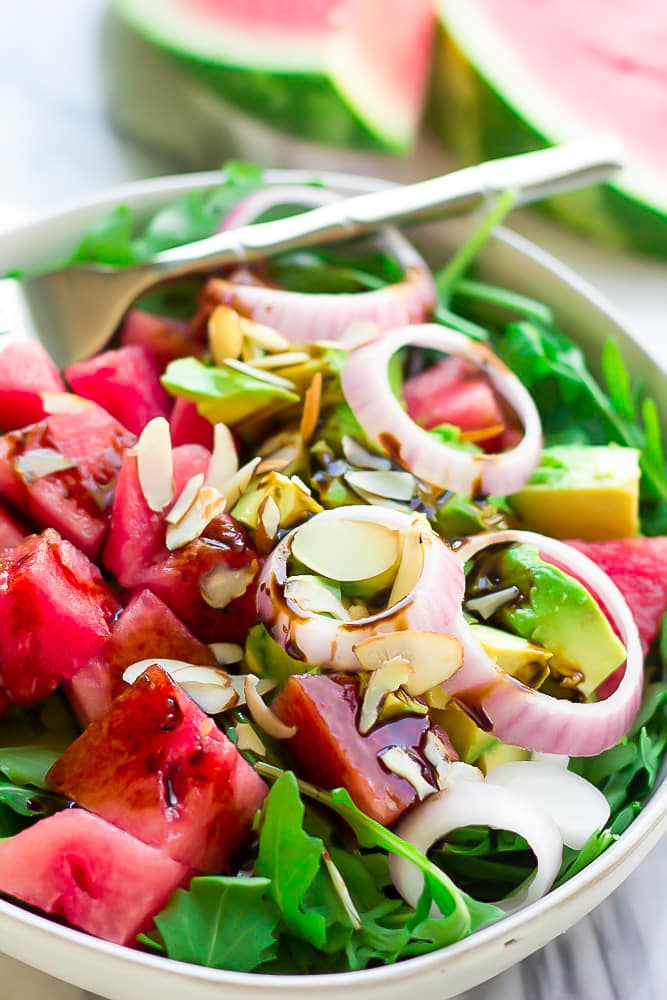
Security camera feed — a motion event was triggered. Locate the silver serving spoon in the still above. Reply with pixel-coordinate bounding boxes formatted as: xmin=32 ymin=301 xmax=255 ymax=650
xmin=0 ymin=135 xmax=623 ymax=367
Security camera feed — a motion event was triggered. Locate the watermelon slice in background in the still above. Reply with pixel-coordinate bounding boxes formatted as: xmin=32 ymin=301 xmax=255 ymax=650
xmin=112 ymin=0 xmax=435 ymax=153
xmin=432 ymin=0 xmax=667 ymax=256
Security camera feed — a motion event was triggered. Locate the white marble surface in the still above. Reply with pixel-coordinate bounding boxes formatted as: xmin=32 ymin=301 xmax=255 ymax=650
xmin=0 ymin=2 xmax=666 ymax=998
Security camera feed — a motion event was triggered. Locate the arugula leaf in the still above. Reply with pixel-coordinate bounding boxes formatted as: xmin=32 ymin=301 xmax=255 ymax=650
xmin=244 ymin=624 xmax=312 ymax=686
xmin=0 ymin=746 xmax=63 ymax=789
xmin=452 ymin=278 xmax=554 ymax=326
xmin=154 ymin=877 xmax=279 ymax=971
xmin=70 ymin=205 xmax=136 ymax=267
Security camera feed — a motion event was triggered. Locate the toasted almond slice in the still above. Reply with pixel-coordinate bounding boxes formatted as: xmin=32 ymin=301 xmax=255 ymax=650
xmin=166 ymin=486 xmax=226 ymax=551
xmin=299 ymin=371 xmax=322 ymax=444
xmin=236 ymin=722 xmax=266 ymax=756
xmin=14 ymin=448 xmax=76 ymax=482
xmin=348 ymin=603 xmax=370 ymax=621
xmin=359 ymin=657 xmax=413 ymax=734
xmin=378 ymin=746 xmax=436 ymax=800
xmin=123 ymin=657 xmax=195 ymax=685
xmin=205 ymin=422 xmax=238 ymax=491
xmin=258 ymin=430 xmax=300 ymax=458
xmin=347 ymin=486 xmax=411 ymax=514
xmin=291 ymin=517 xmax=401 ymax=583
xmin=465 ymin=586 xmax=521 ymax=620
xmin=178 ymin=680 xmax=238 ymax=715
xmin=228 ymin=675 xmax=277 ymax=705
xmin=341 ymin=321 xmax=381 ymax=349
xmin=166 ymin=473 xmax=205 ymax=525
xmin=241 ymin=337 xmax=264 ymax=363
xmin=290 ymin=475 xmax=312 ymax=496
xmin=389 ymin=516 xmax=426 ymax=607
xmin=256 ymin=457 xmax=291 ymax=476
xmin=40 ymin=392 xmax=92 ymax=415
xmin=169 ymin=665 xmax=233 ymax=687
xmin=284 ymin=575 xmax=351 ymax=621
xmin=252 ymin=351 xmax=310 ymax=370
xmin=341 ymin=435 xmax=392 ymax=472
xmin=220 ymin=456 xmax=261 ymax=509
xmin=208 ymin=304 xmax=244 ymax=363
xmin=200 ymin=559 xmax=259 ymax=609
xmin=224 ymin=358 xmax=295 ymax=390
xmin=345 ymin=469 xmax=416 ymax=503
xmin=208 ymin=642 xmax=244 ymax=666
xmin=244 ymin=675 xmax=296 ymax=739
xmin=322 ymin=850 xmax=361 ymax=930
xmin=353 ymin=630 xmax=464 ymax=697
xmin=258 ymin=495 xmax=281 ymax=542
xmin=240 ymin=318 xmax=290 ymax=353
xmin=137 ymin=417 xmax=174 ymax=513
xmin=423 ymin=733 xmax=483 ymax=791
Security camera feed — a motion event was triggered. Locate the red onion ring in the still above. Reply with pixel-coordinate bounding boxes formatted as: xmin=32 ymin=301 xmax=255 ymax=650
xmin=341 ymin=324 xmax=542 ymax=496
xmin=391 ymin=782 xmax=562 ymax=915
xmin=445 ymin=530 xmax=643 ymax=756
xmin=256 ymin=505 xmax=464 ymax=669
xmin=209 ymin=186 xmax=436 ymax=343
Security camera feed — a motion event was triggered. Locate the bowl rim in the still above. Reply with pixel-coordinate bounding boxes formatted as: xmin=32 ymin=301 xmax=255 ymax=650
xmin=1 ymin=166 xmax=665 ymax=993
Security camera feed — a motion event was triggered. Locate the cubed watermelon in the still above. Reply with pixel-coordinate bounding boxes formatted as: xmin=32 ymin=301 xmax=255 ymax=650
xmin=273 ymin=673 xmax=447 ymax=826
xmin=0 ymin=530 xmax=120 ymax=705
xmin=66 ymin=345 xmax=172 ymax=435
xmin=0 ymin=342 xmax=65 ymax=431
xmin=169 ymin=398 xmax=214 ymax=449
xmin=103 ymin=443 xmax=211 ymax=587
xmin=0 ymin=809 xmax=188 ymax=945
xmin=119 ymin=309 xmax=205 ymax=370
xmin=48 ymin=665 xmax=267 ymax=872
xmin=0 ymin=500 xmax=29 ymax=550
xmin=67 ymin=588 xmax=218 ymax=727
xmin=0 ymin=404 xmax=135 ymax=560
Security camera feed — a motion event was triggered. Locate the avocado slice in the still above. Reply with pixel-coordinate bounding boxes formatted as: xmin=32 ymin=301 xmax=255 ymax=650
xmin=510 ymin=445 xmax=640 ymax=540
xmin=469 ymin=622 xmax=551 ymax=688
xmin=478 ymin=742 xmax=530 ymax=775
xmin=232 ymin=471 xmax=322 ymax=533
xmin=427 ymin=701 xmax=496 ymax=764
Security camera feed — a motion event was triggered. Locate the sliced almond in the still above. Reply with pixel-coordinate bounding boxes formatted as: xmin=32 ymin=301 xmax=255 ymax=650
xmin=359 ymin=657 xmax=413 ymax=734
xmin=200 ymin=559 xmax=259 ymax=609
xmin=258 ymin=430 xmax=300 ymax=458
xmin=236 ymin=722 xmax=266 ymax=756
xmin=378 ymin=746 xmax=436 ymax=800
xmin=166 ymin=473 xmax=205 ymax=525
xmin=208 ymin=304 xmax=244 ymax=363
xmin=423 ymin=731 xmax=454 ymax=790
xmin=348 ymin=603 xmax=370 ymax=621
xmin=345 ymin=469 xmax=416 ymax=503
xmin=220 ymin=456 xmax=261 ymax=509
xmin=341 ymin=321 xmax=381 ymax=349
xmin=240 ymin=318 xmax=290 ymax=353
xmin=178 ymin=679 xmax=238 ymax=715
xmin=123 ymin=657 xmax=196 ymax=685
xmin=224 ymin=358 xmax=295 ymax=391
xmin=14 ymin=448 xmax=76 ymax=482
xmin=284 ymin=575 xmax=351 ymax=621
xmin=122 ymin=659 xmax=237 ymax=714
xmin=290 ymin=475 xmax=312 ymax=496
xmin=322 ymin=851 xmax=361 ymax=930
xmin=389 ymin=516 xmax=426 ymax=607
xmin=241 ymin=337 xmax=264 ymax=363
xmin=228 ymin=674 xmax=277 ymax=705
xmin=208 ymin=642 xmax=244 ymax=666
xmin=299 ymin=371 xmax=322 ymax=444
xmin=348 ymin=486 xmax=411 ymax=514
xmin=244 ymin=675 xmax=296 ymax=739
xmin=256 ymin=457 xmax=291 ymax=476
xmin=353 ymin=630 xmax=464 ymax=697
xmin=165 ymin=486 xmax=226 ymax=551
xmin=258 ymin=495 xmax=281 ymax=543
xmin=40 ymin=392 xmax=92 ymax=415
xmin=137 ymin=417 xmax=174 ymax=513
xmin=465 ymin=586 xmax=521 ymax=620
xmin=291 ymin=517 xmax=401 ymax=584
xmin=341 ymin=435 xmax=391 ymax=472
xmin=252 ymin=351 xmax=310 ymax=370
xmin=205 ymin=423 xmax=238 ymax=491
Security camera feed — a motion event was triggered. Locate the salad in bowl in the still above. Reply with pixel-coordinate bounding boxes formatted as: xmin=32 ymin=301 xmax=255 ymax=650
xmin=0 ymin=165 xmax=665 ymax=985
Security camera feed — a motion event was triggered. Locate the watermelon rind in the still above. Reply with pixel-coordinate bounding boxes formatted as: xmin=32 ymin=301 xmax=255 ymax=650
xmin=431 ymin=0 xmax=667 ymax=257
xmin=112 ymin=0 xmax=420 ymax=153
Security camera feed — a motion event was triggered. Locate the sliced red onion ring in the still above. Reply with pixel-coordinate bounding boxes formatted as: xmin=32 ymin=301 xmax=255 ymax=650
xmin=256 ymin=505 xmax=464 ymax=670
xmin=445 ymin=530 xmax=643 ymax=756
xmin=210 ymin=186 xmax=436 ymax=343
xmin=390 ymin=782 xmax=562 ymax=915
xmin=342 ymin=324 xmax=542 ymax=496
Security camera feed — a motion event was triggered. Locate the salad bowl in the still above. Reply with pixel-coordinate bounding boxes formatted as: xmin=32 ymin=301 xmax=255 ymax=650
xmin=0 ymin=167 xmax=665 ymax=1000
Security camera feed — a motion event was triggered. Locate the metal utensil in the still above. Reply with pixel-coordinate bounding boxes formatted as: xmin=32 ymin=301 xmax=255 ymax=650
xmin=0 ymin=135 xmax=623 ymax=367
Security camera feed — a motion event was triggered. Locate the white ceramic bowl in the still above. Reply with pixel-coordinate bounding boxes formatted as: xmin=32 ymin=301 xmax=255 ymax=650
xmin=0 ymin=169 xmax=665 ymax=1000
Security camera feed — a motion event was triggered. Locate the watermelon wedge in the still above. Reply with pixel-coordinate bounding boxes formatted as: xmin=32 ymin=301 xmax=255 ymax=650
xmin=113 ymin=0 xmax=435 ymax=153
xmin=0 ymin=500 xmax=29 ymax=551
xmin=0 ymin=342 xmax=65 ymax=431
xmin=433 ymin=0 xmax=667 ymax=255
xmin=0 ymin=809 xmax=188 ymax=946
xmin=119 ymin=309 xmax=205 ymax=370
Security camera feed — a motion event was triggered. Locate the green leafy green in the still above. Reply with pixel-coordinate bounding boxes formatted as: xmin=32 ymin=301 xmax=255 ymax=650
xmin=0 ymin=746 xmax=62 ymax=789
xmin=244 ymin=624 xmax=312 ymax=686
xmin=429 ymin=423 xmax=483 ymax=455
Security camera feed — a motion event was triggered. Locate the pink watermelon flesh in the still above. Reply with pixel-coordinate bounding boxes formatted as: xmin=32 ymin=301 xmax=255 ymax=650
xmin=48 ymin=665 xmax=268 ymax=872
xmin=0 ymin=809 xmax=188 ymax=946
xmin=103 ymin=443 xmax=211 ymax=587
xmin=0 ymin=500 xmax=29 ymax=550
xmin=0 ymin=404 xmax=135 ymax=560
xmin=0 ymin=530 xmax=120 ymax=705
xmin=67 ymin=588 xmax=218 ymax=727
xmin=66 ymin=345 xmax=172 ymax=435
xmin=0 ymin=342 xmax=64 ymax=431
xmin=568 ymin=537 xmax=667 ymax=654
xmin=119 ymin=309 xmax=205 ymax=370
xmin=170 ymin=397 xmax=214 ymax=449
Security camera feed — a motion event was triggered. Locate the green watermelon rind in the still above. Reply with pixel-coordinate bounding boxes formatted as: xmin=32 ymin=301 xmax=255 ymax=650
xmin=112 ymin=0 xmax=411 ymax=153
xmin=431 ymin=0 xmax=667 ymax=257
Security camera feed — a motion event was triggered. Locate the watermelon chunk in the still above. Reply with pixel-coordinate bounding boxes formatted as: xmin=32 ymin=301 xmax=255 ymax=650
xmin=66 ymin=345 xmax=172 ymax=435
xmin=48 ymin=665 xmax=267 ymax=872
xmin=0 ymin=342 xmax=65 ymax=431
xmin=0 ymin=530 xmax=120 ymax=705
xmin=114 ymin=0 xmax=435 ymax=153
xmin=119 ymin=309 xmax=204 ymax=370
xmin=103 ymin=443 xmax=211 ymax=586
xmin=67 ymin=588 xmax=218 ymax=727
xmin=273 ymin=673 xmax=451 ymax=826
xmin=0 ymin=404 xmax=135 ymax=560
xmin=170 ymin=398 xmax=214 ymax=449
xmin=0 ymin=500 xmax=29 ymax=550
xmin=0 ymin=809 xmax=188 ymax=946
xmin=403 ymin=357 xmax=505 ymax=433
xmin=568 ymin=537 xmax=667 ymax=654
